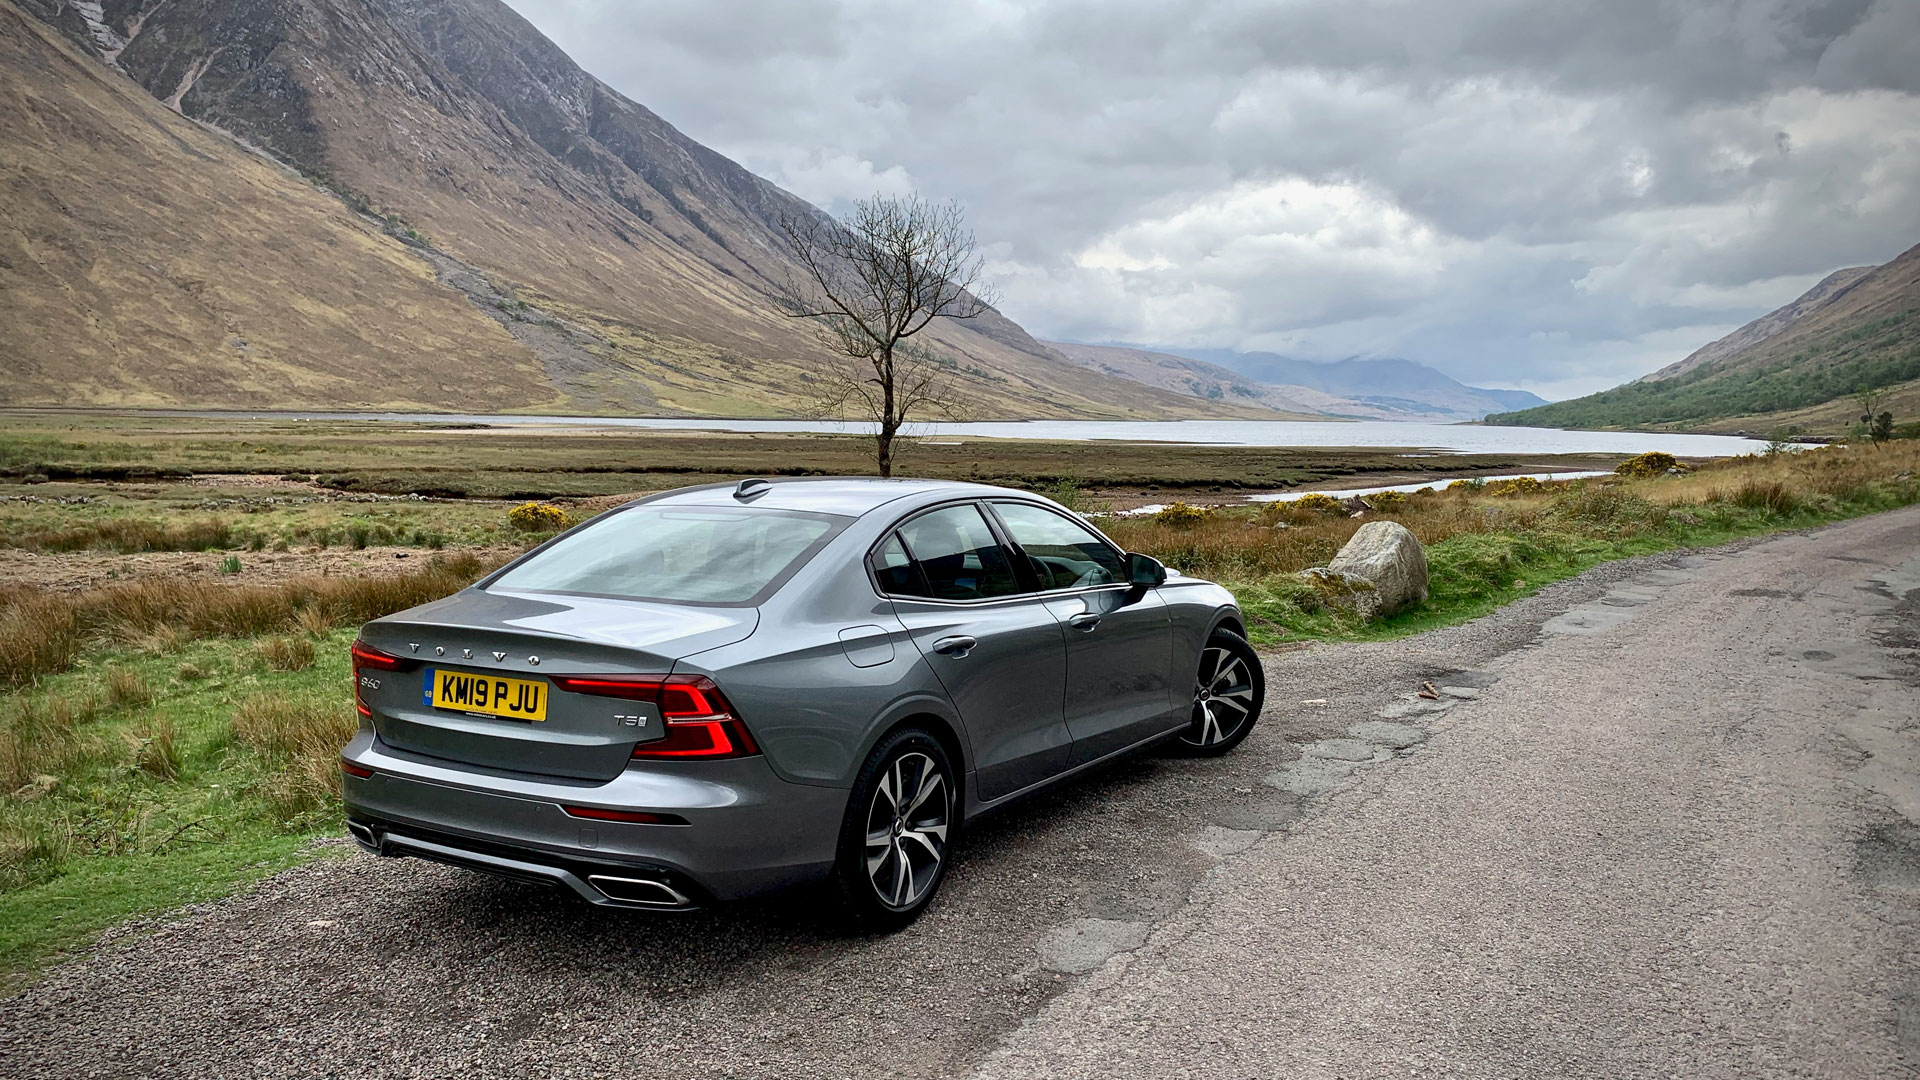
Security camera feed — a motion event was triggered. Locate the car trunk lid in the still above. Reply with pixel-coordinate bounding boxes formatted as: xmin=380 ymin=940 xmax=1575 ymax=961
xmin=356 ymin=589 xmax=757 ymax=781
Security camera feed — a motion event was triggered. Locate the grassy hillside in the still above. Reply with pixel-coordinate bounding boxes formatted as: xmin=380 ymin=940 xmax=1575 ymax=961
xmin=3 ymin=0 xmax=1276 ymax=421
xmin=1491 ymin=242 xmax=1920 ymax=435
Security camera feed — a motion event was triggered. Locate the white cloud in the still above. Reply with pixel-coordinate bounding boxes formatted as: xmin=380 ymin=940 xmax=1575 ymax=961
xmin=503 ymin=0 xmax=1920 ymax=398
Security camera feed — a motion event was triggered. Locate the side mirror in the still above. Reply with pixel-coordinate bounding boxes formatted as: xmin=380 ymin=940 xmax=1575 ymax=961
xmin=1126 ymin=552 xmax=1167 ymax=589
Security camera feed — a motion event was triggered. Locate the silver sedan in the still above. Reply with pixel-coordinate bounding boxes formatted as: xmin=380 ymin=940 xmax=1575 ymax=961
xmin=342 ymin=478 xmax=1264 ymax=928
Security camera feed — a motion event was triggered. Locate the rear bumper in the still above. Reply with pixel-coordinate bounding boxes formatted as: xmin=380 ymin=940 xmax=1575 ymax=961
xmin=340 ymin=729 xmax=845 ymax=904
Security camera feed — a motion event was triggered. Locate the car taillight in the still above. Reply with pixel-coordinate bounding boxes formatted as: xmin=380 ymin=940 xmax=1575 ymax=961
xmin=341 ymin=760 xmax=375 ymax=779
xmin=349 ymin=639 xmax=413 ymax=718
xmin=548 ymin=674 xmax=760 ymax=759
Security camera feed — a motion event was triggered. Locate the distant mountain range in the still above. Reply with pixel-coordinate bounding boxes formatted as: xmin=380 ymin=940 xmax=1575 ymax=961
xmin=2 ymin=0 xmax=1271 ymax=420
xmin=1490 ymin=241 xmax=1920 ymax=435
xmin=1047 ymin=342 xmax=1546 ymax=422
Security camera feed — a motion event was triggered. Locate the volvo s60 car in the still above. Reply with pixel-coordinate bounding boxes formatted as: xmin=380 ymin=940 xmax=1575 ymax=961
xmin=342 ymin=478 xmax=1264 ymax=927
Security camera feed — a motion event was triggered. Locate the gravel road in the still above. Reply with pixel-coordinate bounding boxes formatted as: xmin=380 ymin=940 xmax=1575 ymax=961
xmin=3 ymin=507 xmax=1916 ymax=1079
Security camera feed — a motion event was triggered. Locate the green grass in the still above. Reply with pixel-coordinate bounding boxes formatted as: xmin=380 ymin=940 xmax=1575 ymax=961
xmin=0 ymin=631 xmax=359 ymax=981
xmin=1218 ymin=453 xmax=1920 ymax=643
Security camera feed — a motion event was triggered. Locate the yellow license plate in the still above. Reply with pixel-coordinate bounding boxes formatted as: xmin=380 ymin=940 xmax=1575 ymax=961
xmin=425 ymin=668 xmax=548 ymax=722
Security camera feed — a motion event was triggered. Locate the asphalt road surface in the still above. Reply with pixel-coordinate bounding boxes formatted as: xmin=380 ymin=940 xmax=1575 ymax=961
xmin=3 ymin=506 xmax=1916 ymax=1079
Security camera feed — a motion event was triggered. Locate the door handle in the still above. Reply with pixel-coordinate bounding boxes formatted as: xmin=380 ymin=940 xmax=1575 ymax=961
xmin=1067 ymin=612 xmax=1102 ymax=631
xmin=931 ymin=635 xmax=977 ymax=657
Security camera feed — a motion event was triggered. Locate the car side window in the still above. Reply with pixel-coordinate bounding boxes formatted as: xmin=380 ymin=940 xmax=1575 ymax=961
xmin=991 ymin=501 xmax=1127 ymax=590
xmin=895 ymin=505 xmax=1021 ymax=601
xmin=869 ymin=533 xmax=927 ymax=597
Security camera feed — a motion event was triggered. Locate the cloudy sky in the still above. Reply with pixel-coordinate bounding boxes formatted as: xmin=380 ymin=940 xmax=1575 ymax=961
xmin=504 ymin=0 xmax=1920 ymax=399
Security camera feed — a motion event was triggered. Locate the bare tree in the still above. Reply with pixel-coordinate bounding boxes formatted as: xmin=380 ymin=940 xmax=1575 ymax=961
xmin=779 ymin=194 xmax=997 ymax=477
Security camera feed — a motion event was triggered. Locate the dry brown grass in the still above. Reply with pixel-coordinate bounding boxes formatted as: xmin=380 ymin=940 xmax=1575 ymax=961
xmin=10 ymin=518 xmax=239 ymax=554
xmin=0 ymin=692 xmax=101 ymax=792
xmin=0 ymin=588 xmax=81 ymax=690
xmin=0 ymin=552 xmax=489 ymax=689
xmin=128 ymin=714 xmax=182 ymax=780
xmin=292 ymin=606 xmax=337 ymax=639
xmin=1107 ymin=485 xmax=1552 ymax=581
xmin=103 ymin=666 xmax=154 ymax=709
xmin=230 ymin=693 xmax=357 ymax=820
xmin=1650 ymin=440 xmax=1920 ymax=505
xmin=1105 ymin=441 xmax=1920 ymax=583
xmin=256 ymin=636 xmax=316 ymax=672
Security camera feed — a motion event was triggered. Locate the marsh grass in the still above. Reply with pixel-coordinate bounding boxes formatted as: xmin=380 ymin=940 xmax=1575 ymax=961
xmin=0 ymin=692 xmax=103 ymax=793
xmin=231 ymin=693 xmax=356 ymax=821
xmin=104 ymin=667 xmax=154 ymax=709
xmin=129 ymin=715 xmax=183 ymax=780
xmin=0 ymin=552 xmax=490 ymax=688
xmin=256 ymin=637 xmax=316 ymax=672
xmin=1105 ymin=440 xmax=1920 ymax=641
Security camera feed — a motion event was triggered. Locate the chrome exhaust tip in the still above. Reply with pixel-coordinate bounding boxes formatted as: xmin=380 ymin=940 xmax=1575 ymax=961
xmin=346 ymin=820 xmax=380 ymax=852
xmin=586 ymin=873 xmax=693 ymax=908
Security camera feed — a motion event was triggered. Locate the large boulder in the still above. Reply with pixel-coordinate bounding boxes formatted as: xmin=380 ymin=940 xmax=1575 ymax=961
xmin=1303 ymin=521 xmax=1429 ymax=619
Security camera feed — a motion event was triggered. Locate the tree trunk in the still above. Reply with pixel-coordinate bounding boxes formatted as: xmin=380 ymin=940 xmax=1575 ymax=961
xmin=876 ymin=347 xmax=897 ymax=477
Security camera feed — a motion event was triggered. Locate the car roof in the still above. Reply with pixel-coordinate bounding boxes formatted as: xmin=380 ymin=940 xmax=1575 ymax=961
xmin=638 ymin=477 xmax=1035 ymax=518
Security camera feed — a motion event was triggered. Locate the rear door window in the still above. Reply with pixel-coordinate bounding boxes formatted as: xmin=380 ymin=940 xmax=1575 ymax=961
xmin=895 ymin=504 xmax=1022 ymax=601
xmin=990 ymin=501 xmax=1127 ymax=590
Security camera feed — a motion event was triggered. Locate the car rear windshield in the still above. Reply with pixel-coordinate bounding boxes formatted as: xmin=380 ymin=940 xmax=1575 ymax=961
xmin=486 ymin=505 xmax=850 ymax=605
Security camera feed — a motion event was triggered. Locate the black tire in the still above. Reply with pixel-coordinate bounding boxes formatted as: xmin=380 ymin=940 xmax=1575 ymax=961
xmin=832 ymin=726 xmax=957 ymax=931
xmin=1168 ymin=627 xmax=1264 ymax=757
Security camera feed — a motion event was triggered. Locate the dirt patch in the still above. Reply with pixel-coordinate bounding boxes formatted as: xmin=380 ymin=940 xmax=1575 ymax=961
xmin=0 ymin=545 xmax=521 ymax=591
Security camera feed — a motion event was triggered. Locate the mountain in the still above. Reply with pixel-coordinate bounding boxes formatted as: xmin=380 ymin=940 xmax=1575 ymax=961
xmin=3 ymin=0 xmax=1260 ymax=420
xmin=1057 ymin=345 xmax=1545 ymax=421
xmin=1488 ymin=242 xmax=1920 ymax=434
xmin=1044 ymin=343 xmax=1333 ymax=418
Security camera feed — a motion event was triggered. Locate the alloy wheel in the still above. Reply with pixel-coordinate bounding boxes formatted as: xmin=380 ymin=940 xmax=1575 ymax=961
xmin=862 ymin=751 xmax=950 ymax=910
xmin=1183 ymin=645 xmax=1256 ymax=747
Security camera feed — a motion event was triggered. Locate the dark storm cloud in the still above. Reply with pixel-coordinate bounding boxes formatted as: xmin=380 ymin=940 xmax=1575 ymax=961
xmin=504 ymin=0 xmax=1920 ymax=397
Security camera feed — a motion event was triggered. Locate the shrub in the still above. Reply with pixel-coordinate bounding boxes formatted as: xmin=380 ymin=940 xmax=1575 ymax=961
xmin=1291 ymin=493 xmax=1348 ymax=516
xmin=1152 ymin=502 xmax=1211 ymax=527
xmin=1614 ymin=451 xmax=1682 ymax=479
xmin=508 ymin=502 xmax=570 ymax=532
xmin=1549 ymin=484 xmax=1666 ymax=531
xmin=1367 ymin=490 xmax=1408 ymax=511
xmin=1485 ymin=476 xmax=1546 ymax=497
